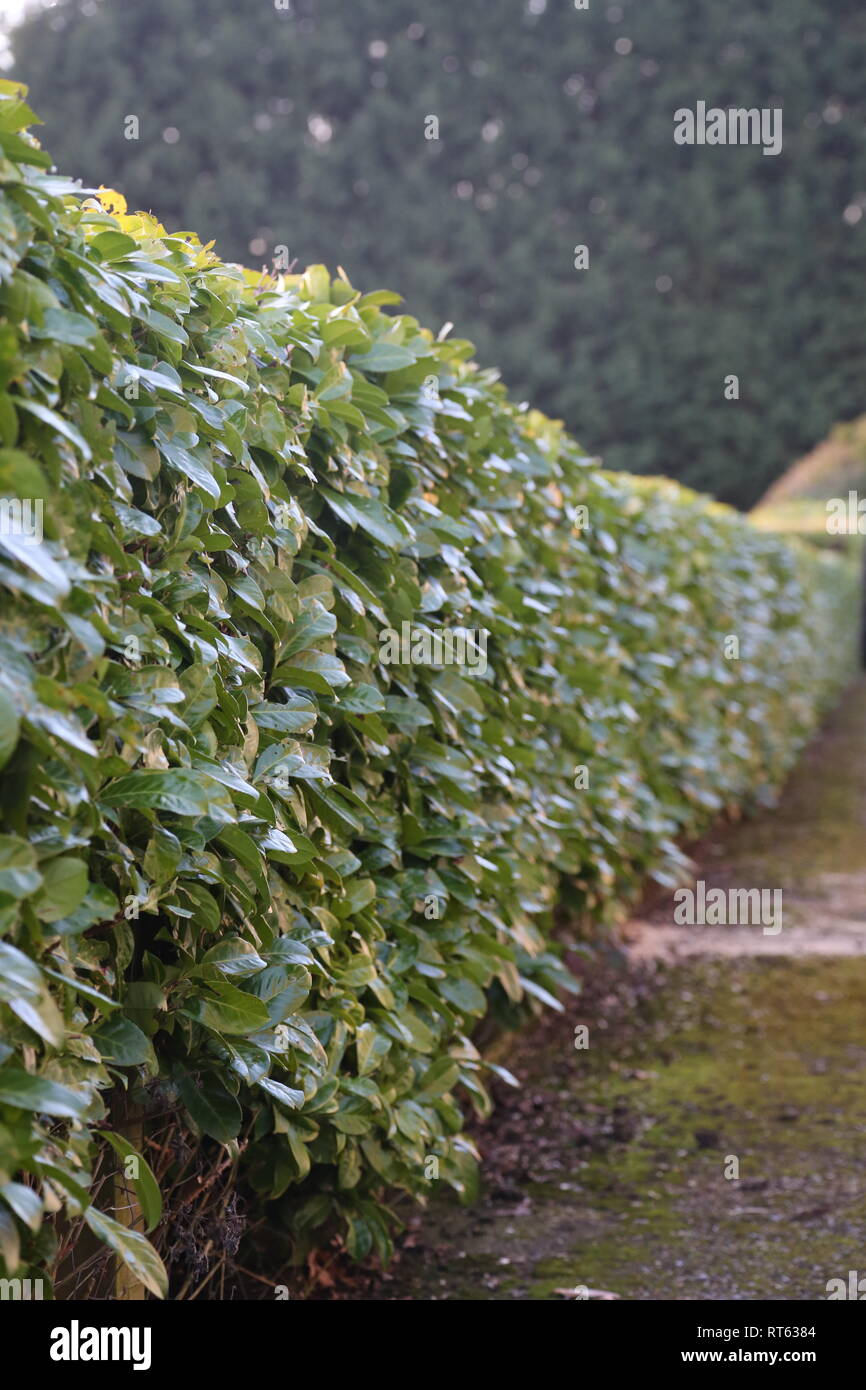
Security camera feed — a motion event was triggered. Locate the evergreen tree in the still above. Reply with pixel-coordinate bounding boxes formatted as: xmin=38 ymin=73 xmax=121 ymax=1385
xmin=10 ymin=0 xmax=866 ymax=506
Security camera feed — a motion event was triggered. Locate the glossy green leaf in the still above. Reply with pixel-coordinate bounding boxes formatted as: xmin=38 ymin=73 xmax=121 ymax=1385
xmin=97 ymin=1131 xmax=163 ymax=1232
xmin=83 ymin=1206 xmax=167 ymax=1298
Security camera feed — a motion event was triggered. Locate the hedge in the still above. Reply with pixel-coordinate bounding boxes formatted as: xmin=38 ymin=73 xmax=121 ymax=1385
xmin=0 ymin=82 xmax=860 ymax=1295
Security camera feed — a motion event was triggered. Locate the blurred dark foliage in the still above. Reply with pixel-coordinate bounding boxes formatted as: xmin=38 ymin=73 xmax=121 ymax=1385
xmin=12 ymin=0 xmax=866 ymax=506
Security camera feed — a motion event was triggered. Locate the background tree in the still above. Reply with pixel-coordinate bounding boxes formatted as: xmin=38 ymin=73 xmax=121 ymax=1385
xmin=10 ymin=0 xmax=866 ymax=506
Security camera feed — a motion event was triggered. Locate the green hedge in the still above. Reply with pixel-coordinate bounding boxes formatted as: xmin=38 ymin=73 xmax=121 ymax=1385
xmin=0 ymin=82 xmax=859 ymax=1294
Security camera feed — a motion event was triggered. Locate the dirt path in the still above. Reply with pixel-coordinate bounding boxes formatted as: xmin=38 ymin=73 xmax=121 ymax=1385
xmin=372 ymin=680 xmax=866 ymax=1300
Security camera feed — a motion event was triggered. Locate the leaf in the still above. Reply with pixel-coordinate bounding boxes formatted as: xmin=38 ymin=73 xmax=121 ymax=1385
xmin=32 ymin=856 xmax=88 ymax=922
xmin=31 ymin=307 xmax=98 ymax=346
xmin=0 ymin=1206 xmax=20 ymax=1273
xmin=355 ymin=1022 xmax=391 ymax=1076
xmin=215 ymin=826 xmax=268 ymax=895
xmin=258 ymin=827 xmax=317 ymax=865
xmin=0 ymin=1180 xmax=42 ymax=1232
xmin=83 ymin=1206 xmax=167 ymax=1298
xmin=263 ymin=972 xmax=311 ymax=1024
xmin=483 ymin=1061 xmax=520 ymax=1088
xmin=0 ymin=1068 xmax=88 ymax=1118
xmin=0 ymin=530 xmax=70 ymax=598
xmin=338 ymin=683 xmax=386 ymax=714
xmin=256 ymin=1076 xmax=305 ymax=1110
xmin=273 ymin=649 xmax=349 ymax=693
xmin=91 ymin=1016 xmax=153 ymax=1066
xmin=8 ymin=989 xmax=64 ymax=1048
xmin=350 ymin=341 xmax=418 ymax=372
xmin=332 ymin=1112 xmax=372 ymax=1136
xmin=518 ymin=975 xmax=564 ymax=1013
xmin=226 ymin=1040 xmax=271 ymax=1085
xmin=320 ymin=487 xmax=414 ymax=549
xmin=14 ymin=397 xmax=91 ymax=460
xmin=143 ymin=826 xmax=183 ymax=882
xmin=160 ymin=440 xmax=221 ymax=501
xmin=251 ymin=698 xmax=318 ymax=735
xmin=181 ymin=982 xmax=270 ymax=1035
xmin=416 ymin=1056 xmax=460 ymax=1099
xmin=0 ymin=686 xmax=19 ymax=771
xmin=199 ymin=939 xmax=268 ymax=979
xmin=279 ymin=1122 xmax=312 ymax=1180
xmin=97 ymin=1131 xmax=163 ymax=1232
xmin=338 ymin=1144 xmax=362 ymax=1190
xmin=90 ymin=230 xmax=140 ymax=260
xmin=439 ymin=976 xmax=487 ymax=1016
xmin=33 ymin=1161 xmax=92 ymax=1211
xmin=26 ymin=703 xmax=95 ymax=755
xmin=42 ymin=966 xmax=117 ymax=1013
xmin=0 ymin=837 xmax=43 ymax=899
xmin=0 ymin=940 xmax=42 ymax=995
xmin=176 ymin=1071 xmax=242 ymax=1143
xmin=344 ymin=1211 xmax=373 ymax=1260
xmin=101 ymin=769 xmax=233 ymax=817
xmin=279 ymin=608 xmax=337 ymax=660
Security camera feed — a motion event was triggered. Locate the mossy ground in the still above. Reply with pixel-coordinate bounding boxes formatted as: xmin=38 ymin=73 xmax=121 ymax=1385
xmin=372 ymin=681 xmax=866 ymax=1300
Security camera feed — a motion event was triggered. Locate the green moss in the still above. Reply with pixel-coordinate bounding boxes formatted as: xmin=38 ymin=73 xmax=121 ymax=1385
xmin=543 ymin=957 xmax=866 ymax=1300
xmin=383 ymin=954 xmax=866 ymax=1300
